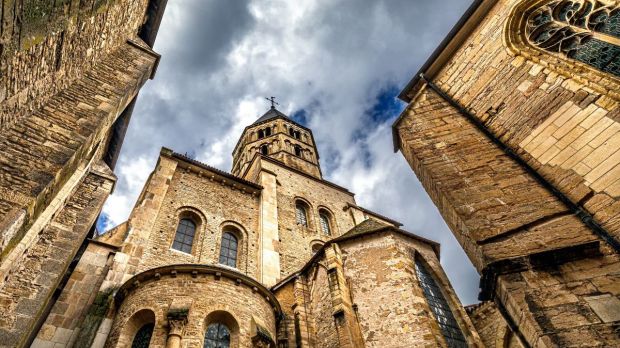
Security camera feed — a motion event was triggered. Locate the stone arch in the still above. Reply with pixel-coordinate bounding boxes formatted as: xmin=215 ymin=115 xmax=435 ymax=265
xmin=203 ymin=310 xmax=241 ymax=348
xmin=217 ymin=221 xmax=249 ymax=272
xmin=505 ymin=0 xmax=620 ymax=97
xmin=116 ymin=308 xmax=157 ymax=348
xmin=171 ymin=206 xmax=207 ymax=255
xmin=310 ymin=239 xmax=324 ymax=254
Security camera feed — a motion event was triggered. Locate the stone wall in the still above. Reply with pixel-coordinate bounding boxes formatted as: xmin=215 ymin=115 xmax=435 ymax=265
xmin=105 ymin=267 xmax=278 ymax=348
xmin=394 ymin=0 xmax=620 ymax=345
xmin=132 ymin=153 xmax=262 ymax=278
xmin=33 ymin=242 xmax=116 ymax=348
xmin=466 ymin=302 xmax=523 ymax=348
xmin=0 ymin=0 xmax=151 ymax=129
xmin=0 ymin=164 xmax=115 ymax=348
xmin=274 ymin=229 xmax=482 ymax=347
xmin=260 ymin=159 xmax=359 ymax=278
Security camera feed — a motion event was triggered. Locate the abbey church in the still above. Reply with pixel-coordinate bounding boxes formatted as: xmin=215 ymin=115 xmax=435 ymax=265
xmin=0 ymin=0 xmax=619 ymax=347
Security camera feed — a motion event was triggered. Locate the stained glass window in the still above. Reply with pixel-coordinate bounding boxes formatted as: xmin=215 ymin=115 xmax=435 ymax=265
xmin=131 ymin=323 xmax=154 ymax=348
xmin=296 ymin=203 xmax=308 ymax=227
xmin=204 ymin=323 xmax=230 ymax=348
xmin=172 ymin=218 xmax=196 ymax=254
xmin=415 ymin=259 xmax=467 ymax=348
xmin=319 ymin=212 xmax=331 ymax=235
xmin=219 ymin=232 xmax=238 ymax=268
xmin=526 ymin=0 xmax=620 ymax=77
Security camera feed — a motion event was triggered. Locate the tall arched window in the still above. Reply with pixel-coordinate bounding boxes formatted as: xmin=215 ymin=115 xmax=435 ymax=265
xmin=172 ymin=218 xmax=196 ymax=253
xmin=319 ymin=211 xmax=331 ymax=236
xmin=289 ymin=127 xmax=295 ymax=137
xmin=219 ymin=232 xmax=238 ymax=268
xmin=525 ymin=0 xmax=620 ymax=77
xmin=415 ymin=258 xmax=467 ymax=347
xmin=265 ymin=127 xmax=272 ymax=136
xmin=258 ymin=129 xmax=265 ymax=139
xmin=296 ymin=202 xmax=308 ymax=227
xmin=131 ymin=323 xmax=154 ymax=348
xmin=294 ymin=145 xmax=302 ymax=157
xmin=204 ymin=323 xmax=230 ymax=348
xmin=260 ymin=144 xmax=268 ymax=155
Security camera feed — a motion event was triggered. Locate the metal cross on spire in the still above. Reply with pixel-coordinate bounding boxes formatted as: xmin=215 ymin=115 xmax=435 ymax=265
xmin=265 ymin=96 xmax=279 ymax=109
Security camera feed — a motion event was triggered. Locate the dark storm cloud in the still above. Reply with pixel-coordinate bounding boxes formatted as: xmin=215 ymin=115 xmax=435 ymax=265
xmin=102 ymin=0 xmax=481 ymax=305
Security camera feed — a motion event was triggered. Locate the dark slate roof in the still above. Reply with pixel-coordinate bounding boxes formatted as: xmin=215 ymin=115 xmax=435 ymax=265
xmin=252 ymin=107 xmax=289 ymax=125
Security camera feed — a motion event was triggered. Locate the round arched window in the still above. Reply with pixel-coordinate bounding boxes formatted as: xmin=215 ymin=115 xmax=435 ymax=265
xmin=131 ymin=323 xmax=154 ymax=348
xmin=296 ymin=202 xmax=308 ymax=227
xmin=319 ymin=211 xmax=331 ymax=236
xmin=204 ymin=323 xmax=230 ymax=348
xmin=218 ymin=232 xmax=238 ymax=268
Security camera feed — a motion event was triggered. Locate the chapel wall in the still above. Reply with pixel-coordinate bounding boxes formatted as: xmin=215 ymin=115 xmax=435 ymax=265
xmin=260 ymin=160 xmax=358 ymax=278
xmin=105 ymin=271 xmax=278 ymax=348
xmin=0 ymin=0 xmax=151 ymax=130
xmin=427 ymin=0 xmax=620 ymax=242
xmin=134 ymin=160 xmax=262 ymax=278
xmin=395 ymin=0 xmax=620 ymax=345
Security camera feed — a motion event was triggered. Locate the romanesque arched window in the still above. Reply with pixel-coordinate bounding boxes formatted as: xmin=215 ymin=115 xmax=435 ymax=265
xmin=414 ymin=258 xmax=467 ymax=347
xmin=265 ymin=127 xmax=272 ymax=136
xmin=319 ymin=210 xmax=332 ymax=236
xmin=526 ymin=0 xmax=620 ymax=77
xmin=289 ymin=127 xmax=295 ymax=137
xmin=296 ymin=202 xmax=308 ymax=227
xmin=258 ymin=129 xmax=265 ymax=139
xmin=260 ymin=144 xmax=269 ymax=155
xmin=294 ymin=145 xmax=302 ymax=157
xmin=131 ymin=323 xmax=154 ymax=348
xmin=204 ymin=323 xmax=230 ymax=348
xmin=172 ymin=218 xmax=196 ymax=254
xmin=219 ymin=232 xmax=238 ymax=268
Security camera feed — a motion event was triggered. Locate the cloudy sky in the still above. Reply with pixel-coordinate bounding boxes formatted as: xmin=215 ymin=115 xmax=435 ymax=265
xmin=98 ymin=0 xmax=480 ymax=304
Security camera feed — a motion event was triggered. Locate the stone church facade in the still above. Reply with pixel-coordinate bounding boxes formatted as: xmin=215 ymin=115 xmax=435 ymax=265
xmin=1 ymin=0 xmax=619 ymax=347
xmin=394 ymin=0 xmax=620 ymax=346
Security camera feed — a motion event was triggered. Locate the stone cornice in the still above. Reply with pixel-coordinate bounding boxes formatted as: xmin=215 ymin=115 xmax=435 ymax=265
xmin=114 ymin=264 xmax=282 ymax=315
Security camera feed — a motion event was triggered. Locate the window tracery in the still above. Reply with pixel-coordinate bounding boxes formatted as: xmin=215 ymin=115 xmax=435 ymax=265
xmin=526 ymin=0 xmax=620 ymax=76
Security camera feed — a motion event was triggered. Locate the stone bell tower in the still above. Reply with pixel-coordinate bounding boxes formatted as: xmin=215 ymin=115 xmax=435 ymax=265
xmin=232 ymin=105 xmax=322 ymax=179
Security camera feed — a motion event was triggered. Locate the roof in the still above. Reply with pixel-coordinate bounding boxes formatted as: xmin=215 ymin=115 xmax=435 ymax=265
xmin=271 ymin=219 xmax=441 ymax=291
xmin=252 ymin=106 xmax=289 ymax=125
xmin=161 ymin=148 xmax=263 ymax=191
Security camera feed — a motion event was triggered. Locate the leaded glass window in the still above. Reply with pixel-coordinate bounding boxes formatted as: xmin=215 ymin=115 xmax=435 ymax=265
xmin=131 ymin=323 xmax=154 ymax=348
xmin=204 ymin=323 xmax=230 ymax=348
xmin=219 ymin=232 xmax=238 ymax=268
xmin=526 ymin=0 xmax=620 ymax=77
xmin=319 ymin=212 xmax=331 ymax=235
xmin=172 ymin=218 xmax=196 ymax=254
xmin=296 ymin=203 xmax=308 ymax=227
xmin=415 ymin=259 xmax=467 ymax=348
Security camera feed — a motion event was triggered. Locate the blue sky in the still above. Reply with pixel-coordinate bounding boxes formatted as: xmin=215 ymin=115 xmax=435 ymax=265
xmin=99 ymin=0 xmax=480 ymax=304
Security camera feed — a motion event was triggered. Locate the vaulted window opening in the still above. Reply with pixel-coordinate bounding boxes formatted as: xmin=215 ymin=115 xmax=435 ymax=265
xmin=296 ymin=202 xmax=309 ymax=227
xmin=261 ymin=144 xmax=269 ymax=155
xmin=131 ymin=323 xmax=154 ymax=348
xmin=219 ymin=231 xmax=238 ymax=268
xmin=258 ymin=129 xmax=265 ymax=139
xmin=294 ymin=145 xmax=302 ymax=157
xmin=319 ymin=211 xmax=332 ymax=236
xmin=204 ymin=323 xmax=230 ymax=348
xmin=172 ymin=218 xmax=196 ymax=254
